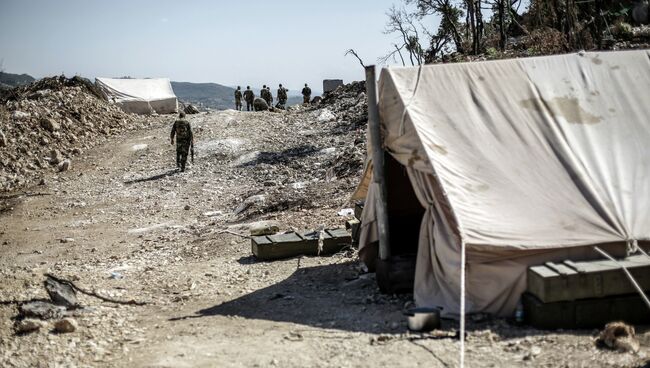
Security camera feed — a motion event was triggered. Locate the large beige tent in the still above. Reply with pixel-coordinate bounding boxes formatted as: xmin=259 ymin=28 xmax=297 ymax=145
xmin=96 ymin=77 xmax=178 ymax=114
xmin=356 ymin=50 xmax=650 ymax=317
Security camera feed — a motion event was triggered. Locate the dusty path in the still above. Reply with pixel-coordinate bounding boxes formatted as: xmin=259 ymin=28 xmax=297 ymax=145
xmin=1 ymin=110 xmax=648 ymax=367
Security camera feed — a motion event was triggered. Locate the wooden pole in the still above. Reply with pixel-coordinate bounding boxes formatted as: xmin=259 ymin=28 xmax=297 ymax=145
xmin=365 ymin=65 xmax=391 ymax=261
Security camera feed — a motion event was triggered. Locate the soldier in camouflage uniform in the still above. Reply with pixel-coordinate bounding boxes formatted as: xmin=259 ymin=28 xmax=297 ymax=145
xmin=170 ymin=111 xmax=194 ymax=172
xmin=264 ymin=85 xmax=273 ymax=106
xmin=243 ymin=86 xmax=255 ymax=111
xmin=234 ymin=86 xmax=243 ymax=111
xmin=301 ymin=83 xmax=312 ymax=104
xmin=260 ymin=85 xmax=269 ymax=105
xmin=276 ymin=84 xmax=288 ymax=109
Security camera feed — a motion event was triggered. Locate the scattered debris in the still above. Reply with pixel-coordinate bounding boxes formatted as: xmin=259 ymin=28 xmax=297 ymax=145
xmin=19 ymin=301 xmax=66 ymax=320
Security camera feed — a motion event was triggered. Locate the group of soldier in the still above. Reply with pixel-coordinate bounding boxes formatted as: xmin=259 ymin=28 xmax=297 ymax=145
xmin=170 ymin=83 xmax=315 ymax=172
xmin=234 ymin=83 xmax=312 ymax=112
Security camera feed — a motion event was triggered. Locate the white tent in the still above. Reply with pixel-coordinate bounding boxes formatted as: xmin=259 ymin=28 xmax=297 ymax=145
xmin=356 ymin=50 xmax=650 ymax=317
xmin=95 ymin=77 xmax=178 ymax=115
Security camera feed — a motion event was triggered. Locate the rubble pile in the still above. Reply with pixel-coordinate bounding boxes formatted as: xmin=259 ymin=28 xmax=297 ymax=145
xmin=212 ymin=81 xmax=369 ymax=220
xmin=0 ymin=75 xmax=153 ymax=192
xmin=321 ymin=81 xmax=367 ymax=181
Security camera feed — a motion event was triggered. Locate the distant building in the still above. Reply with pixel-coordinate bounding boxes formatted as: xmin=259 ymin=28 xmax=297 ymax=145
xmin=323 ymin=79 xmax=344 ymax=94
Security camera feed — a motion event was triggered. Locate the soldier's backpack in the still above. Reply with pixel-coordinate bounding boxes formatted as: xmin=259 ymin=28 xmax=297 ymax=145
xmin=175 ymin=121 xmax=191 ymax=140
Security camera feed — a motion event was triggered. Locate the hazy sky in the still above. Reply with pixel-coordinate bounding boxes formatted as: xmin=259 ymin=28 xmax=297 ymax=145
xmin=0 ymin=0 xmax=427 ymax=92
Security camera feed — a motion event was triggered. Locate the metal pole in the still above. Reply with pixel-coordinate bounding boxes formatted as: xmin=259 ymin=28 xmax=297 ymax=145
xmin=365 ymin=65 xmax=391 ymax=261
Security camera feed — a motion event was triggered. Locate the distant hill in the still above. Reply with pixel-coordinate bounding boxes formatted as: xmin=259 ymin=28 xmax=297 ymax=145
xmin=0 ymin=72 xmax=36 ymax=89
xmin=171 ymin=81 xmax=236 ymax=111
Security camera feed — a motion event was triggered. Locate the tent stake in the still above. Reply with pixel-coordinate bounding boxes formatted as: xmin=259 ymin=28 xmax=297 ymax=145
xmin=365 ymin=65 xmax=391 ymax=261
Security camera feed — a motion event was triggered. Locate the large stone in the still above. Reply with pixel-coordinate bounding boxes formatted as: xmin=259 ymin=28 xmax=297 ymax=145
xmin=57 ymin=159 xmax=71 ymax=172
xmin=249 ymin=221 xmax=280 ymax=236
xmin=44 ymin=276 xmax=78 ymax=307
xmin=19 ymin=301 xmax=66 ymax=320
xmin=253 ymin=97 xmax=269 ymax=111
xmin=40 ymin=117 xmax=60 ymax=132
xmin=54 ymin=318 xmax=78 ymax=333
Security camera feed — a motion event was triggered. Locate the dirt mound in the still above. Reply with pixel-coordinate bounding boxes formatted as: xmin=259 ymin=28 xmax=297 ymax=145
xmin=0 ymin=75 xmax=153 ymax=192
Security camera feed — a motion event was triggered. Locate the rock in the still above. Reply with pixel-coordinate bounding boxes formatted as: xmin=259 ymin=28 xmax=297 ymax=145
xmin=253 ymin=97 xmax=269 ymax=112
xmin=249 ymin=221 xmax=281 ymax=236
xmin=203 ymin=210 xmax=223 ymax=217
xmin=11 ymin=111 xmax=30 ymax=120
xmin=14 ymin=319 xmax=47 ymax=334
xmin=184 ymin=104 xmax=200 ymax=114
xmin=234 ymin=194 xmax=266 ymax=215
xmin=40 ymin=117 xmax=60 ymax=132
xmin=54 ymin=318 xmax=78 ymax=333
xmin=49 ymin=149 xmax=63 ymax=165
xmin=19 ymin=301 xmax=66 ymax=320
xmin=597 ymin=321 xmax=640 ymax=353
xmin=0 ymin=129 xmax=6 ymax=147
xmin=184 ymin=204 xmax=191 ymax=210
xmin=58 ymin=159 xmax=71 ymax=172
xmin=317 ymin=109 xmax=336 ymax=122
xmin=60 ymin=237 xmax=75 ymax=243
xmin=44 ymin=276 xmax=78 ymax=307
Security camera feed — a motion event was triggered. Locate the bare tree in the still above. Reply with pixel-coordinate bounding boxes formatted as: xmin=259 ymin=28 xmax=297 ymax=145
xmin=382 ymin=6 xmax=427 ymax=66
xmin=345 ymin=49 xmax=366 ymax=68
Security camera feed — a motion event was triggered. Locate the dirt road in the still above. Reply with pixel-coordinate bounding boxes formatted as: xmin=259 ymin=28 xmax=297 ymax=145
xmin=1 ymin=109 xmax=648 ymax=367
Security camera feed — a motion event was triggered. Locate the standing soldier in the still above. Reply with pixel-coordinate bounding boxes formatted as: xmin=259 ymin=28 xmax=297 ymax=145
xmin=266 ymin=86 xmax=274 ymax=107
xmin=262 ymin=85 xmax=273 ymax=106
xmin=234 ymin=86 xmax=243 ymax=111
xmin=170 ymin=111 xmax=194 ymax=172
xmin=276 ymin=84 xmax=288 ymax=109
xmin=243 ymin=86 xmax=255 ymax=111
xmin=260 ymin=85 xmax=269 ymax=105
xmin=301 ymin=83 xmax=312 ymax=104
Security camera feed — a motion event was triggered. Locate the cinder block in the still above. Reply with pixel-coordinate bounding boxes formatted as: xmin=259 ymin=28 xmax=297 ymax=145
xmin=323 ymin=79 xmax=344 ymax=93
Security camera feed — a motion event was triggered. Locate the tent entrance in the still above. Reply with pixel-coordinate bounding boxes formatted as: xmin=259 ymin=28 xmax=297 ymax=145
xmin=376 ymin=153 xmax=425 ymax=294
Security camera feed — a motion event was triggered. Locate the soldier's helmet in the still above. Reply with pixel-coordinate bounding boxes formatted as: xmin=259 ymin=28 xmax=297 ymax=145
xmin=237 ymin=86 xmax=241 ymax=90
xmin=279 ymin=84 xmax=283 ymax=87
xmin=179 ymin=111 xmax=186 ymax=118
xmin=263 ymin=85 xmax=266 ymax=88
xmin=247 ymin=86 xmax=250 ymax=89
xmin=305 ymin=83 xmax=308 ymax=87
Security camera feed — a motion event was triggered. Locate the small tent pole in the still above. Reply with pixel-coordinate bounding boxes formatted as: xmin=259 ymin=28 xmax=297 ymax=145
xmin=365 ymin=65 xmax=391 ymax=261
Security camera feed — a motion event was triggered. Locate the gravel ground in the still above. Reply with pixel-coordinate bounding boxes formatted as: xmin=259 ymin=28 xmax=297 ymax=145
xmin=1 ymin=105 xmax=649 ymax=367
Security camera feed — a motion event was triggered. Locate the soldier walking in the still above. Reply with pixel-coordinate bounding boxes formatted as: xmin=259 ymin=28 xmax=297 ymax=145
xmin=276 ymin=84 xmax=288 ymax=109
xmin=170 ymin=111 xmax=194 ymax=172
xmin=243 ymin=86 xmax=255 ymax=111
xmin=301 ymin=83 xmax=312 ymax=104
xmin=234 ymin=86 xmax=243 ymax=111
